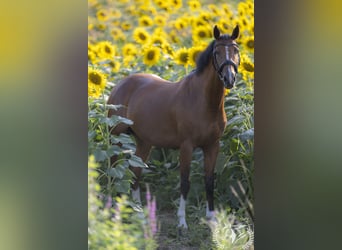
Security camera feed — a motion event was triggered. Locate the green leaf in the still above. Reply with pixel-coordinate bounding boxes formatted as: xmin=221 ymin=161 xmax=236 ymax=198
xmin=93 ymin=149 xmax=107 ymax=162
xmin=113 ymin=133 xmax=134 ymax=145
xmin=114 ymin=180 xmax=131 ymax=194
xmin=88 ymin=131 xmax=96 ymax=140
xmin=128 ymin=155 xmax=148 ymax=168
xmin=227 ymin=115 xmax=245 ymax=126
xmin=106 ymin=145 xmax=122 ymax=157
xmin=99 ymin=115 xmax=133 ymax=127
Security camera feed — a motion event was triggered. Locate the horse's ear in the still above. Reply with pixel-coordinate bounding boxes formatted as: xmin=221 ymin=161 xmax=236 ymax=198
xmin=231 ymin=25 xmax=239 ymax=40
xmin=213 ymin=25 xmax=220 ymax=39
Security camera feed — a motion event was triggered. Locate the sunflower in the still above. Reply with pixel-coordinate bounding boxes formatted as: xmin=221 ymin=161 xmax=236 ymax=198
xmin=241 ymin=55 xmax=254 ymax=72
xmin=218 ymin=19 xmax=231 ymax=34
xmin=188 ymin=0 xmax=201 ymax=11
xmin=174 ymin=18 xmax=188 ymax=30
xmin=199 ymin=11 xmax=212 ymax=23
xmin=188 ymin=45 xmax=204 ymax=67
xmin=153 ymin=0 xmax=168 ymax=10
xmin=169 ymin=30 xmax=181 ymax=44
xmin=143 ymin=46 xmax=161 ymax=66
xmin=88 ymin=67 xmax=107 ymax=98
xmin=161 ymin=43 xmax=174 ymax=57
xmin=133 ymin=27 xmax=150 ymax=44
xmin=238 ymin=16 xmax=250 ymax=31
xmin=97 ymin=41 xmax=116 ymax=59
xmin=240 ymin=54 xmax=254 ymax=82
xmin=222 ymin=3 xmax=233 ymax=16
xmin=107 ymin=60 xmax=121 ymax=73
xmin=155 ymin=15 xmax=167 ymax=27
xmin=122 ymin=43 xmax=138 ymax=57
xmin=88 ymin=50 xmax=96 ymax=64
xmin=111 ymin=9 xmax=122 ymax=19
xmin=242 ymin=35 xmax=254 ymax=53
xmin=174 ymin=48 xmax=189 ymax=67
xmin=123 ymin=55 xmax=136 ymax=67
xmin=121 ymin=21 xmax=132 ymax=31
xmin=96 ymin=24 xmax=106 ymax=31
xmin=139 ymin=15 xmax=153 ymax=27
xmin=96 ymin=9 xmax=109 ymax=22
xmin=192 ymin=25 xmax=210 ymax=43
xmin=150 ymin=34 xmax=167 ymax=47
xmin=238 ymin=2 xmax=247 ymax=17
xmin=111 ymin=28 xmax=126 ymax=41
xmin=171 ymin=0 xmax=182 ymax=9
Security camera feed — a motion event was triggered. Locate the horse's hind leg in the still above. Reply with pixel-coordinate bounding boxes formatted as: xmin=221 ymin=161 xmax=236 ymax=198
xmin=131 ymin=138 xmax=151 ymax=204
xmin=203 ymin=141 xmax=220 ymax=221
xmin=177 ymin=141 xmax=193 ymax=229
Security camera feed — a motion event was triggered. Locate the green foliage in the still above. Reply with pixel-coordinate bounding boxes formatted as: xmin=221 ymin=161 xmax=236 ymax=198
xmin=218 ymin=80 xmax=254 ymax=220
xmin=206 ymin=209 xmax=254 ymax=250
xmin=88 ymin=96 xmax=147 ymax=197
xmin=88 ymin=156 xmax=158 ymax=250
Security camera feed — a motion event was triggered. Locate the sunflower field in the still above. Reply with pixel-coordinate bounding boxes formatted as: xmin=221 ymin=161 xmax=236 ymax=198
xmin=88 ymin=0 xmax=254 ymax=249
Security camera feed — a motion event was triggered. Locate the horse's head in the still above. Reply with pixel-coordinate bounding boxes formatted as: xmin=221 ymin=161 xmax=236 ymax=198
xmin=212 ymin=25 xmax=240 ymax=89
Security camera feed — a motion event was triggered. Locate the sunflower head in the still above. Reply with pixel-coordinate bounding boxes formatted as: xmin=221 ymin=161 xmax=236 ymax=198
xmin=155 ymin=15 xmax=167 ymax=27
xmin=122 ymin=43 xmax=138 ymax=57
xmin=192 ymin=25 xmax=211 ymax=44
xmin=174 ymin=48 xmax=189 ymax=67
xmin=96 ymin=9 xmax=109 ymax=21
xmin=97 ymin=41 xmax=116 ymax=59
xmin=139 ymin=15 xmax=153 ymax=27
xmin=241 ymin=54 xmax=254 ymax=73
xmin=243 ymin=35 xmax=254 ymax=53
xmin=88 ymin=67 xmax=107 ymax=98
xmin=107 ymin=60 xmax=121 ymax=73
xmin=133 ymin=27 xmax=150 ymax=44
xmin=188 ymin=0 xmax=201 ymax=11
xmin=143 ymin=46 xmax=161 ymax=67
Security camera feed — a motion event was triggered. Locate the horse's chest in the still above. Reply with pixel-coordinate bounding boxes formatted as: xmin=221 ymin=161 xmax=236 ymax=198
xmin=192 ymin=118 xmax=226 ymax=145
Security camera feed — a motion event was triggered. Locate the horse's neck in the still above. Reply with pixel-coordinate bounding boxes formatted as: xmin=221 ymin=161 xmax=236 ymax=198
xmin=199 ymin=66 xmax=225 ymax=112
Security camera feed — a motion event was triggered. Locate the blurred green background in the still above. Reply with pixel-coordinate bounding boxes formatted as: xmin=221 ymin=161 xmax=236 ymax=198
xmin=0 ymin=1 xmax=87 ymax=250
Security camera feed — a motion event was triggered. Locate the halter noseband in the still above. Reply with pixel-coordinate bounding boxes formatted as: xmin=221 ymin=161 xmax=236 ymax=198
xmin=212 ymin=43 xmax=239 ymax=82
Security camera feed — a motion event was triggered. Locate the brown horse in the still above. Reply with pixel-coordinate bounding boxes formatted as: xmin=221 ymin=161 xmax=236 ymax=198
xmin=108 ymin=25 xmax=240 ymax=228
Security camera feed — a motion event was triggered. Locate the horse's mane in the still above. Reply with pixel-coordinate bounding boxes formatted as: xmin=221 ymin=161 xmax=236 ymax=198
xmin=195 ymin=35 xmax=231 ymax=75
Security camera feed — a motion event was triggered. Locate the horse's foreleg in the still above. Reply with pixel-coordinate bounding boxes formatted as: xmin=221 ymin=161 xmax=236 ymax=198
xmin=177 ymin=141 xmax=193 ymax=229
xmin=203 ymin=141 xmax=220 ymax=221
xmin=131 ymin=139 xmax=151 ymax=204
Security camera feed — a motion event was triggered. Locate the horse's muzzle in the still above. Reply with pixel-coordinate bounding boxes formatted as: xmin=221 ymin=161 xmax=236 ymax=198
xmin=223 ymin=73 xmax=235 ymax=89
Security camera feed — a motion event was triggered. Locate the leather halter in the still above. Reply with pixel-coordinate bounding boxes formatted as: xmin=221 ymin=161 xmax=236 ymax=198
xmin=212 ymin=43 xmax=239 ymax=82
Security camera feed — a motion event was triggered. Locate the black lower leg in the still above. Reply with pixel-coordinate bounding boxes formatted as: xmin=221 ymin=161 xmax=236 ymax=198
xmin=205 ymin=175 xmax=215 ymax=211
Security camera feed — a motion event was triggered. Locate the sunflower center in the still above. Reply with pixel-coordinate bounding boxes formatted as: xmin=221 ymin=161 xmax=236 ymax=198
xmin=180 ymin=52 xmax=188 ymax=63
xmin=104 ymin=46 xmax=111 ymax=53
xmin=147 ymin=51 xmax=155 ymax=60
xmin=89 ymin=72 xmax=102 ymax=85
xmin=139 ymin=33 xmax=147 ymax=40
xmin=247 ymin=40 xmax=254 ymax=49
xmin=243 ymin=62 xmax=254 ymax=72
xmin=198 ymin=31 xmax=206 ymax=38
